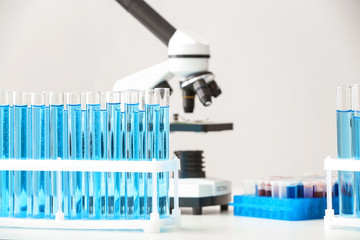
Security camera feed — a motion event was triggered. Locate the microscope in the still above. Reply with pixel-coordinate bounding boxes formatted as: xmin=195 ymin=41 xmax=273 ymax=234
xmin=113 ymin=0 xmax=232 ymax=215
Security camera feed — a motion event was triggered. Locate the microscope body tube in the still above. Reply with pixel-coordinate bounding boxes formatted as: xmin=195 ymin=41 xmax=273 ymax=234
xmin=64 ymin=92 xmax=83 ymax=219
xmin=0 ymin=91 xmax=11 ymax=217
xmin=86 ymin=92 xmax=102 ymax=219
xmin=125 ymin=90 xmax=140 ymax=219
xmin=31 ymin=93 xmax=50 ymax=219
xmin=156 ymin=88 xmax=170 ymax=217
xmin=49 ymin=92 xmax=64 ymax=218
xmin=106 ymin=92 xmax=121 ymax=219
xmin=336 ymin=86 xmax=354 ymax=215
xmin=145 ymin=90 xmax=159 ymax=217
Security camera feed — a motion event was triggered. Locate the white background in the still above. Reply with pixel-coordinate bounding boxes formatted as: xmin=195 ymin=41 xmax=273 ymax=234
xmin=1 ymin=0 xmax=360 ymax=186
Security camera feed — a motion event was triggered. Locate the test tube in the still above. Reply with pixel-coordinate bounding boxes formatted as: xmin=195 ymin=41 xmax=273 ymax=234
xmin=278 ymin=181 xmax=287 ymax=199
xmin=285 ymin=181 xmax=297 ymax=198
xmin=0 ymin=91 xmax=11 ymax=217
xmin=120 ymin=92 xmax=126 ymax=218
xmin=264 ymin=180 xmax=271 ymax=197
xmin=31 ymin=93 xmax=50 ymax=218
xmin=353 ymin=84 xmax=360 ymax=216
xmin=155 ymin=88 xmax=170 ymax=217
xmin=145 ymin=89 xmax=159 ymax=217
xmin=313 ymin=181 xmax=325 ymax=198
xmin=13 ymin=91 xmax=30 ymax=218
xmin=296 ymin=180 xmax=304 ymax=198
xmin=138 ymin=90 xmax=146 ymax=217
xmin=336 ymin=86 xmax=354 ymax=215
xmin=270 ymin=180 xmax=279 ymax=198
xmin=100 ymin=92 xmax=107 ymax=218
xmin=86 ymin=92 xmax=102 ymax=219
xmin=80 ymin=92 xmax=88 ymax=219
xmin=64 ymin=92 xmax=83 ymax=219
xmin=106 ymin=91 xmax=121 ymax=219
xmin=303 ymin=181 xmax=314 ymax=198
xmin=49 ymin=92 xmax=64 ymax=218
xmin=125 ymin=90 xmax=140 ymax=219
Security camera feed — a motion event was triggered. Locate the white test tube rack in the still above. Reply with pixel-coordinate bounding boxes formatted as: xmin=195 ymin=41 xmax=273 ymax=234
xmin=324 ymin=156 xmax=360 ymax=230
xmin=0 ymin=157 xmax=181 ymax=233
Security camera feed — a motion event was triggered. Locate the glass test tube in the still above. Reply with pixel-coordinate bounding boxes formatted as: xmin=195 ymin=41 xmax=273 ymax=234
xmin=156 ymin=88 xmax=170 ymax=217
xmin=106 ymin=91 xmax=121 ymax=219
xmin=49 ymin=92 xmax=64 ymax=218
xmin=353 ymin=84 xmax=360 ymax=216
xmin=64 ymin=92 xmax=83 ymax=219
xmin=303 ymin=181 xmax=314 ymax=198
xmin=270 ymin=181 xmax=279 ymax=198
xmin=264 ymin=180 xmax=271 ymax=197
xmin=125 ymin=90 xmax=140 ymax=219
xmin=138 ymin=90 xmax=146 ymax=217
xmin=145 ymin=90 xmax=159 ymax=217
xmin=100 ymin=92 xmax=107 ymax=218
xmin=86 ymin=92 xmax=102 ymax=219
xmin=80 ymin=92 xmax=88 ymax=219
xmin=31 ymin=93 xmax=50 ymax=218
xmin=120 ymin=92 xmax=126 ymax=218
xmin=336 ymin=86 xmax=354 ymax=215
xmin=13 ymin=91 xmax=30 ymax=217
xmin=0 ymin=91 xmax=11 ymax=217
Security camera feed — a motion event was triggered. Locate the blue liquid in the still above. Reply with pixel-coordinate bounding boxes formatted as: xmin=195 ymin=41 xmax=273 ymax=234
xmin=337 ymin=110 xmax=354 ymax=215
xmin=120 ymin=111 xmax=126 ymax=218
xmin=125 ymin=103 xmax=139 ymax=219
xmin=100 ymin=109 xmax=107 ymax=218
xmin=139 ymin=110 xmax=146 ymax=217
xmin=27 ymin=107 xmax=33 ymax=217
xmin=145 ymin=104 xmax=159 ymax=217
xmin=286 ymin=186 xmax=296 ymax=198
xmin=14 ymin=105 xmax=28 ymax=218
xmin=50 ymin=104 xmax=64 ymax=218
xmin=32 ymin=105 xmax=50 ymax=218
xmin=66 ymin=104 xmax=83 ymax=219
xmin=0 ymin=105 xmax=10 ymax=217
xmin=354 ymin=114 xmax=360 ymax=216
xmin=106 ymin=103 xmax=121 ymax=219
xmin=158 ymin=106 xmax=169 ymax=217
xmin=87 ymin=104 xmax=102 ymax=219
xmin=81 ymin=109 xmax=88 ymax=219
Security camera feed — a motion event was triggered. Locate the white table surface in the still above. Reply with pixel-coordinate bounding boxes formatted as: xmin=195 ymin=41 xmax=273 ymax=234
xmin=0 ymin=206 xmax=360 ymax=240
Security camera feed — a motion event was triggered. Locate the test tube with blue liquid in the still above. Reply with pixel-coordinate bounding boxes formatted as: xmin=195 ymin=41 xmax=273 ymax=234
xmin=64 ymin=92 xmax=83 ymax=219
xmin=86 ymin=92 xmax=102 ymax=219
xmin=352 ymin=84 xmax=360 ymax=216
xmin=138 ymin=90 xmax=146 ymax=218
xmin=80 ymin=93 xmax=88 ymax=219
xmin=0 ymin=91 xmax=11 ymax=217
xmin=31 ymin=93 xmax=50 ymax=218
xmin=156 ymin=88 xmax=170 ymax=217
xmin=125 ymin=90 xmax=140 ymax=219
xmin=106 ymin=91 xmax=121 ymax=219
xmin=100 ymin=92 xmax=108 ymax=218
xmin=145 ymin=89 xmax=159 ymax=217
xmin=49 ymin=92 xmax=64 ymax=218
xmin=337 ymin=86 xmax=354 ymax=215
xmin=120 ymin=93 xmax=126 ymax=218
xmin=13 ymin=91 xmax=30 ymax=218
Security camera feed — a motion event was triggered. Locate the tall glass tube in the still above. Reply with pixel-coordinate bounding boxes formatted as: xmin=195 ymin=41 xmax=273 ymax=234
xmin=0 ymin=91 xmax=11 ymax=217
xmin=86 ymin=92 xmax=102 ymax=219
xmin=138 ymin=90 xmax=146 ymax=218
xmin=49 ymin=92 xmax=64 ymax=218
xmin=145 ymin=90 xmax=159 ymax=218
xmin=31 ymin=93 xmax=49 ymax=218
xmin=13 ymin=91 xmax=29 ymax=218
xmin=353 ymin=84 xmax=360 ymax=216
xmin=156 ymin=88 xmax=170 ymax=217
xmin=26 ymin=93 xmax=33 ymax=217
xmin=120 ymin=93 xmax=126 ymax=218
xmin=125 ymin=90 xmax=140 ymax=219
xmin=80 ymin=92 xmax=88 ymax=219
xmin=64 ymin=92 xmax=82 ymax=219
xmin=337 ymin=86 xmax=354 ymax=215
xmin=100 ymin=92 xmax=107 ymax=218
xmin=106 ymin=91 xmax=121 ymax=219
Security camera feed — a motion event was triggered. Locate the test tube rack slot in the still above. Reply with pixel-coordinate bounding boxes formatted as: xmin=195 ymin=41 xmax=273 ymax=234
xmin=324 ymin=156 xmax=360 ymax=230
xmin=0 ymin=157 xmax=181 ymax=233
